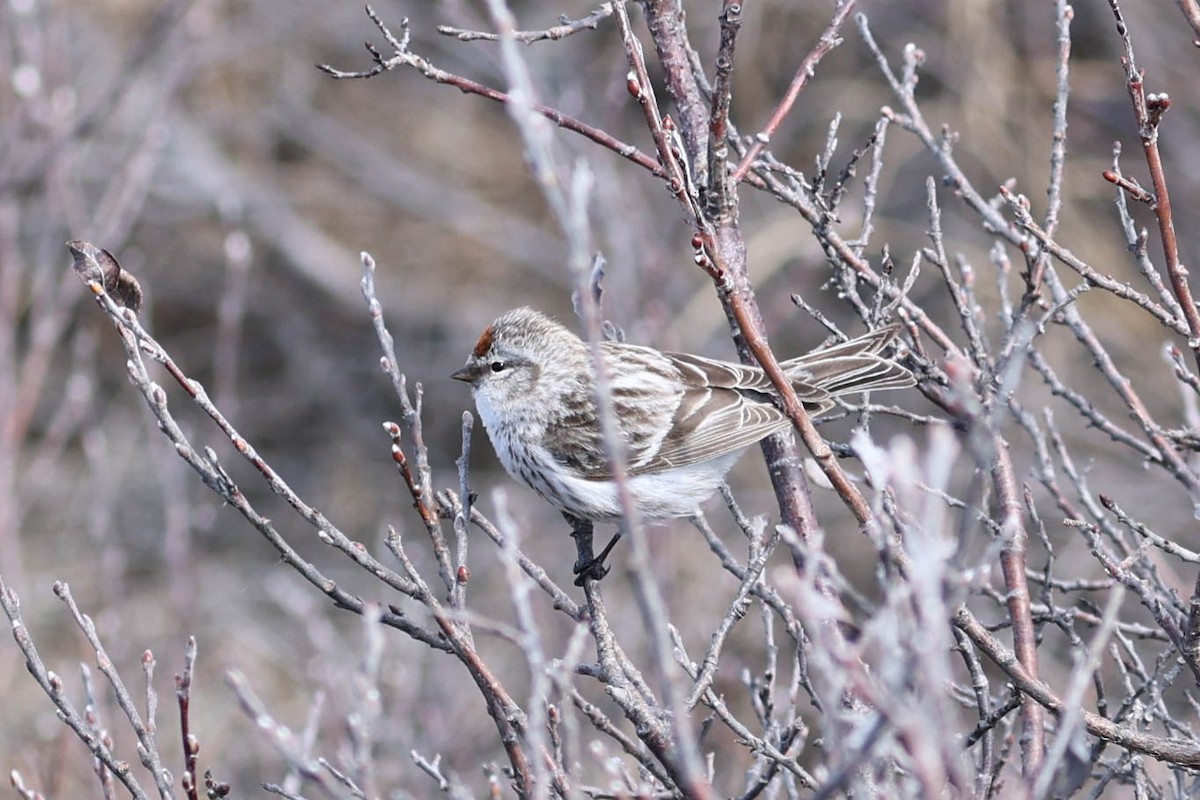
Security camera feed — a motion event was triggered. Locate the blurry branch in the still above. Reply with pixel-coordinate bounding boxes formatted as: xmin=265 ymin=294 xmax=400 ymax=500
xmin=481 ymin=0 xmax=712 ymax=793
xmin=0 ymin=7 xmax=226 ymax=791
xmin=3 ymin=117 xmax=172 ymax=569
xmin=1175 ymin=0 xmax=1200 ymax=40
xmin=855 ymin=3 xmax=1200 ymax=775
xmin=1105 ymin=1 xmax=1200 ymax=372
xmin=1 ymin=577 xmax=155 ymax=800
xmin=270 ymin=100 xmax=570 ymax=283
xmin=224 ymin=606 xmax=386 ymax=800
xmin=168 ymin=121 xmax=365 ymax=312
xmin=613 ymin=2 xmax=1004 ymax=793
xmin=612 ymin=22 xmax=980 ymax=790
xmin=0 ymin=575 xmax=225 ymax=800
xmin=1 ymin=0 xmax=201 ymax=587
xmin=690 ymin=511 xmax=806 ymax=648
xmin=437 ymin=3 xmax=613 ymax=43
xmin=982 ymin=332 xmax=1045 ymax=770
xmin=681 ymin=517 xmax=775 ymax=709
xmin=226 ymin=671 xmax=343 ymax=797
xmin=316 ymin=6 xmax=664 ymax=179
xmin=671 ymin=620 xmax=818 ymax=791
xmin=0 ymin=0 xmax=192 ymax=193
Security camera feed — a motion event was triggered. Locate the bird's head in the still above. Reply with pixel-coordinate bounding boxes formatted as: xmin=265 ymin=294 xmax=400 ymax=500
xmin=452 ymin=308 xmax=583 ymax=413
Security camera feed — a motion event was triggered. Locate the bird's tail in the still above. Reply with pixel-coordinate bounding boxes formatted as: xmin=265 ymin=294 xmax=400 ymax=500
xmin=782 ymin=324 xmax=915 ymax=400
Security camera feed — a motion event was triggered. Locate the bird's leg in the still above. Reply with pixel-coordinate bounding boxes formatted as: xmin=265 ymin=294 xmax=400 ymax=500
xmin=565 ymin=513 xmax=620 ymax=586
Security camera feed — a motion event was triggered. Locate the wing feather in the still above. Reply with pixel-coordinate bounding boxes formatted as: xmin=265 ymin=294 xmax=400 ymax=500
xmin=541 ymin=343 xmax=684 ymax=479
xmin=637 ymin=388 xmax=791 ymax=471
xmin=540 ymin=325 xmax=913 ymax=479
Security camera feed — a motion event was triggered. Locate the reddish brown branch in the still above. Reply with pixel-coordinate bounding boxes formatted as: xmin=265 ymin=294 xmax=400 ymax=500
xmin=723 ymin=289 xmax=878 ymax=530
xmin=1102 ymin=169 xmax=1155 ymax=204
xmin=176 ymin=638 xmax=200 ymax=800
xmin=626 ymin=1 xmax=827 ymax=548
xmin=1108 ymin=1 xmax=1200 ymax=374
xmin=613 ymin=3 xmax=722 ymax=285
xmin=429 ymin=612 xmax=538 ymax=797
xmin=730 ymin=0 xmax=857 ymax=183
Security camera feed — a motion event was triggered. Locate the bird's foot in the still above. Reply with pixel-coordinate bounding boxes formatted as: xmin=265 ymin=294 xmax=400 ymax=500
xmin=572 ymin=555 xmax=609 ymax=586
xmin=572 ymin=533 xmax=621 ymax=586
xmin=565 ymin=514 xmax=621 ymax=586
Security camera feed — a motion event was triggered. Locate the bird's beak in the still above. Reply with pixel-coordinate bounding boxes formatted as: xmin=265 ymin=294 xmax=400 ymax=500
xmin=451 ymin=363 xmax=483 ymax=385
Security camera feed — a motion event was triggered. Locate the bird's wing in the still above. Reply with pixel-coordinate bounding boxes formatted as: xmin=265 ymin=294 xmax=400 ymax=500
xmin=665 ymin=351 xmax=835 ymax=405
xmin=790 ymin=354 xmax=915 ymax=397
xmin=640 ymin=326 xmax=914 ymax=471
xmin=786 ymin=324 xmax=901 ymax=362
xmin=782 ymin=324 xmax=914 ymax=397
xmin=630 ymin=353 xmax=793 ymax=473
xmin=541 ymin=343 xmax=686 ymax=480
xmin=541 ymin=327 xmax=912 ymax=479
xmin=678 ymin=325 xmax=913 ymax=401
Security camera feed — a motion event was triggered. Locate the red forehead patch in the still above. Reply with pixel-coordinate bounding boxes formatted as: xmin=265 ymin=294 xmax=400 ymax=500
xmin=472 ymin=325 xmax=495 ymax=357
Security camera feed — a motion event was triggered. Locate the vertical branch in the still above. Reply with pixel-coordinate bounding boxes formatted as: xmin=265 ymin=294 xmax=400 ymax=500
xmin=639 ymin=0 xmax=711 ymax=188
xmin=992 ymin=445 xmax=1045 ymax=773
xmin=452 ymin=411 xmax=474 ymax=611
xmin=176 ymin=637 xmax=201 ymax=800
xmin=625 ymin=0 xmax=832 ymax=545
xmin=991 ymin=1 xmax=1077 ymax=775
xmin=705 ymin=0 xmax=741 ymax=222
xmin=1108 ymin=0 xmax=1200 ymax=372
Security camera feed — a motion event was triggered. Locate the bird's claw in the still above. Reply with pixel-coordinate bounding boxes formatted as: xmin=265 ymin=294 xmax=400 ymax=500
xmin=571 ymin=531 xmax=621 ymax=586
xmin=572 ymin=556 xmax=611 ymax=586
xmin=566 ymin=514 xmax=622 ymax=586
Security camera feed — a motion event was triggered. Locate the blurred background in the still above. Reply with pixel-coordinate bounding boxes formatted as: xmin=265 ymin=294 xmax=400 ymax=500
xmin=4 ymin=0 xmax=1200 ymax=794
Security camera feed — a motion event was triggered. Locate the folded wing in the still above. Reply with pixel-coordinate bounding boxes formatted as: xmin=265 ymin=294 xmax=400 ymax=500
xmin=639 ymin=325 xmax=914 ymax=472
xmin=546 ymin=326 xmax=914 ymax=478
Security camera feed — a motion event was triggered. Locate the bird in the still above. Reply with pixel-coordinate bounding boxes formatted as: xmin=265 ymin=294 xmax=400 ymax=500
xmin=452 ymin=307 xmax=914 ymax=582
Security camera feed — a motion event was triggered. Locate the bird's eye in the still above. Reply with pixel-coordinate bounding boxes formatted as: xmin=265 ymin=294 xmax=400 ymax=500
xmin=490 ymin=361 xmax=507 ymax=373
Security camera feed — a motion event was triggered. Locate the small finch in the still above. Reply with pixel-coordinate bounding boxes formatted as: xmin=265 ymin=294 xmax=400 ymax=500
xmin=452 ymin=307 xmax=914 ymax=582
